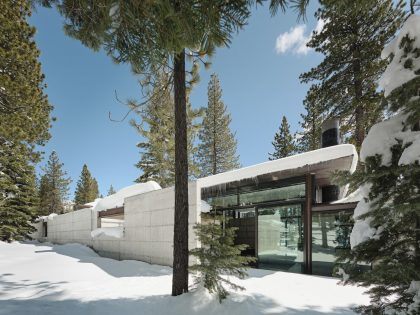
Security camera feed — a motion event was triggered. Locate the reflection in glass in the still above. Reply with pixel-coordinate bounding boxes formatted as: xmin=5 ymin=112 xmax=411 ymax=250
xmin=258 ymin=204 xmax=303 ymax=273
xmin=311 ymin=211 xmax=353 ymax=276
xmin=225 ymin=208 xmax=256 ymax=257
xmin=239 ymin=183 xmax=305 ymax=206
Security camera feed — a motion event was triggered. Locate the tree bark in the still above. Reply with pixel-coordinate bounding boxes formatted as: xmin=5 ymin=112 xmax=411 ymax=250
xmin=353 ymin=47 xmax=364 ymax=151
xmin=172 ymin=49 xmax=189 ymax=296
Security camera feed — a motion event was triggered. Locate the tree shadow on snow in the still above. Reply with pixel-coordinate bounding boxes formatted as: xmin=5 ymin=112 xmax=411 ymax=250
xmin=26 ymin=241 xmax=172 ymax=278
xmin=0 ymin=276 xmax=358 ymax=315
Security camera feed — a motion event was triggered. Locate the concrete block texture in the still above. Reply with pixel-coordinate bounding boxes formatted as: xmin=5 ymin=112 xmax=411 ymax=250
xmin=31 ymin=180 xmax=202 ymax=267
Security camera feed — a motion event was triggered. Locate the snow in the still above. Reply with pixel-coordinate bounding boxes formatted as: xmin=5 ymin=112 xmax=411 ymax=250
xmin=349 ymin=184 xmax=381 ymax=249
xmin=94 ymin=181 xmax=161 ymax=212
xmin=350 ymin=15 xmax=420 ymax=250
xmin=38 ymin=213 xmax=58 ymax=222
xmin=336 ymin=268 xmax=350 ymax=282
xmin=380 ymin=15 xmax=420 ymax=97
xmin=399 ymin=133 xmax=420 ymax=165
xmin=0 ymin=241 xmax=369 ymax=315
xmin=332 ymin=188 xmax=362 ymax=204
xmin=84 ymin=198 xmax=101 ymax=208
xmin=359 ymin=112 xmax=420 ymax=166
xmin=91 ymin=227 xmax=124 ymax=239
xmin=198 ymin=144 xmax=357 ymax=189
xmin=406 ymin=281 xmax=420 ymax=314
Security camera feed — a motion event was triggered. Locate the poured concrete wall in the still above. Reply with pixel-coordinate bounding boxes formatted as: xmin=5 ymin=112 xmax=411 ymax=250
xmin=32 ymin=181 xmax=201 ymax=267
xmin=120 ymin=181 xmax=200 ymax=266
xmin=46 ymin=208 xmax=95 ymax=247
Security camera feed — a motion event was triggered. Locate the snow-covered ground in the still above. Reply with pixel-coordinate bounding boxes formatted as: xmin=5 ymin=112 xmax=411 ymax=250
xmin=0 ymin=241 xmax=369 ymax=315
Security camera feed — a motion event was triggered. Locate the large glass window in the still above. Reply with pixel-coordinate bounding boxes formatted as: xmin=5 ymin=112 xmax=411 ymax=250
xmin=257 ymin=204 xmax=304 ymax=273
xmin=239 ymin=183 xmax=305 ymax=206
xmin=311 ymin=211 xmax=353 ymax=276
xmin=204 ymin=182 xmax=305 ymax=209
xmin=225 ymin=208 xmax=256 ymax=257
xmin=206 ymin=194 xmax=237 ymax=208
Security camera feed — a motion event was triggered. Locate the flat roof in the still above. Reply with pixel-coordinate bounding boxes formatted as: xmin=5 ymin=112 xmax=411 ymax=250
xmin=197 ymin=144 xmax=357 ymax=191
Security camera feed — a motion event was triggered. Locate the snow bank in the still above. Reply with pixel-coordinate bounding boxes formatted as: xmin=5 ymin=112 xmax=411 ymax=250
xmin=94 ymin=181 xmax=161 ymax=212
xmin=0 ymin=241 xmax=370 ymax=315
xmin=198 ymin=144 xmax=357 ymax=189
xmin=91 ymin=227 xmax=124 ymax=239
xmin=380 ymin=14 xmax=420 ymax=97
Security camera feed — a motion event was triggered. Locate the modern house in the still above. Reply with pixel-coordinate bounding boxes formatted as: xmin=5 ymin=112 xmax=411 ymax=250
xmin=32 ymin=121 xmax=360 ymax=277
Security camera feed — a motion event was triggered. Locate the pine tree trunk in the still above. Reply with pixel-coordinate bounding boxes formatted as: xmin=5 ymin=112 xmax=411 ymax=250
xmin=212 ymin=98 xmax=217 ymax=175
xmin=172 ymin=49 xmax=189 ymax=296
xmin=352 ymin=42 xmax=365 ymax=150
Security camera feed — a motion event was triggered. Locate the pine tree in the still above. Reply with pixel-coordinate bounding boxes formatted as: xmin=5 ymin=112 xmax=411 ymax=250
xmin=337 ymin=15 xmax=420 ymax=315
xmin=0 ymin=0 xmax=52 ymax=241
xmin=269 ymin=116 xmax=296 ymax=160
xmin=0 ymin=143 xmax=39 ymax=241
xmin=107 ymin=185 xmax=116 ymax=196
xmin=296 ymin=86 xmax=323 ymax=153
xmin=38 ymin=174 xmax=51 ymax=216
xmin=131 ymin=74 xmax=202 ymax=188
xmin=74 ymin=164 xmax=99 ymax=207
xmin=190 ymin=215 xmax=255 ymax=302
xmin=38 ymin=0 xmax=307 ymax=296
xmin=39 ymin=151 xmax=71 ymax=215
xmin=300 ymin=0 xmax=405 ymax=150
xmin=197 ymin=74 xmax=240 ymax=177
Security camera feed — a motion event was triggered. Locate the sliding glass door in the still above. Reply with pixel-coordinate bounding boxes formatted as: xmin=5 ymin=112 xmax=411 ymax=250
xmin=257 ymin=204 xmax=304 ymax=272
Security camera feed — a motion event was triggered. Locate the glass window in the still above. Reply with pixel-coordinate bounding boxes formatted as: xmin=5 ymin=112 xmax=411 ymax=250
xmin=225 ymin=208 xmax=256 ymax=257
xmin=311 ymin=211 xmax=353 ymax=276
xmin=206 ymin=194 xmax=238 ymax=208
xmin=258 ymin=204 xmax=304 ymax=273
xmin=239 ymin=183 xmax=305 ymax=206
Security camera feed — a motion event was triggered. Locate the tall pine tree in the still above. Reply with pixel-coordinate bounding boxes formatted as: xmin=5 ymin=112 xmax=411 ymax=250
xmin=296 ymin=86 xmax=323 ymax=153
xmin=197 ymin=73 xmax=240 ymax=176
xmin=37 ymin=0 xmax=307 ymax=296
xmin=38 ymin=151 xmax=71 ymax=215
xmin=269 ymin=116 xmax=296 ymax=160
xmin=300 ymin=0 xmax=405 ymax=150
xmin=337 ymin=15 xmax=420 ymax=315
xmin=131 ymin=74 xmax=202 ymax=188
xmin=0 ymin=0 xmax=52 ymax=241
xmin=74 ymin=164 xmax=99 ymax=208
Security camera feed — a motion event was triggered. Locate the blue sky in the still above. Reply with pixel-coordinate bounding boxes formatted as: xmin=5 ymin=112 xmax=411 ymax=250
xmin=30 ymin=2 xmax=322 ymax=198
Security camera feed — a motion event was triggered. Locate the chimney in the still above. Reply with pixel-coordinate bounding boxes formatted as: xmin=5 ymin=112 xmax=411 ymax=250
xmin=320 ymin=118 xmax=340 ymax=203
xmin=321 ymin=118 xmax=340 ymax=148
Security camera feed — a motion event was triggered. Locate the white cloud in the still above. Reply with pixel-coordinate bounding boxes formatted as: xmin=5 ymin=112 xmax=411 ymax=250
xmin=275 ymin=19 xmax=325 ymax=56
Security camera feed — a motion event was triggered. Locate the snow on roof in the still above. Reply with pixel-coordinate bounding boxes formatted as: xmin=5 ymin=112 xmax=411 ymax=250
xmin=379 ymin=14 xmax=420 ymax=97
xmin=332 ymin=188 xmax=363 ymax=204
xmin=197 ymin=144 xmax=357 ymax=189
xmin=94 ymin=181 xmax=161 ymax=212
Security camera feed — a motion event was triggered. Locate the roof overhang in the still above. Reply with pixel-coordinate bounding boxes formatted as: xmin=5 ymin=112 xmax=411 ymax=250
xmin=198 ymin=144 xmax=357 ymax=194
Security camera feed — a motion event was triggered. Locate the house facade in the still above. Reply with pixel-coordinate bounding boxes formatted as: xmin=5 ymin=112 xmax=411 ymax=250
xmin=32 ymin=142 xmax=359 ymax=277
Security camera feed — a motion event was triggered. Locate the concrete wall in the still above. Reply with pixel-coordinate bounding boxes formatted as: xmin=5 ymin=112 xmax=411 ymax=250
xmin=47 ymin=208 xmax=95 ymax=247
xmin=32 ymin=181 xmax=201 ymax=267
xmin=120 ymin=181 xmax=200 ymax=266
